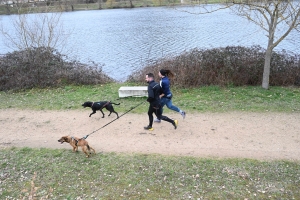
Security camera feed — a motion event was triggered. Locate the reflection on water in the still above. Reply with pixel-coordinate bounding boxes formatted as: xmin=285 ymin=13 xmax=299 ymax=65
xmin=0 ymin=6 xmax=299 ymax=81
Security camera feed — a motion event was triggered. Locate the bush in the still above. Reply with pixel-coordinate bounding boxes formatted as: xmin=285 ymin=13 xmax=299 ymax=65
xmin=127 ymin=45 xmax=300 ymax=87
xmin=0 ymin=47 xmax=113 ymax=91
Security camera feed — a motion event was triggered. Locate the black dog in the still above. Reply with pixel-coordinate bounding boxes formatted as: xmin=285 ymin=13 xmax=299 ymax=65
xmin=82 ymin=101 xmax=120 ymax=118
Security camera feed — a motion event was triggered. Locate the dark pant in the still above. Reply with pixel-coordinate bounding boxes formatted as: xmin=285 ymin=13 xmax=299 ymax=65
xmin=147 ymin=105 xmax=174 ymax=127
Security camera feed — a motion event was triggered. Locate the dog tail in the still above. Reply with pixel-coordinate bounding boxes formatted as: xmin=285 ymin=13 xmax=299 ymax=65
xmin=87 ymin=145 xmax=91 ymax=151
xmin=111 ymin=102 xmax=120 ymax=105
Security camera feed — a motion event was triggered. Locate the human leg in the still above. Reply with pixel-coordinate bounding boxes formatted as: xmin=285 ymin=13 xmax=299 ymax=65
xmin=154 ymin=97 xmax=186 ymax=122
xmin=165 ymin=98 xmax=186 ymax=119
xmin=165 ymin=98 xmax=180 ymax=112
xmin=154 ymin=98 xmax=166 ymax=123
xmin=160 ymin=97 xmax=167 ymax=110
xmin=155 ymin=107 xmax=178 ymax=129
xmin=160 ymin=115 xmax=178 ymax=129
xmin=144 ymin=105 xmax=154 ymax=130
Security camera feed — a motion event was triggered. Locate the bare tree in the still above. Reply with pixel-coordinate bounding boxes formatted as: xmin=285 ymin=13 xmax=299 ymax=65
xmin=229 ymin=0 xmax=300 ymax=89
xmin=4 ymin=1 xmax=11 ymax=15
xmin=0 ymin=6 xmax=69 ymax=53
xmin=172 ymin=0 xmax=300 ymax=89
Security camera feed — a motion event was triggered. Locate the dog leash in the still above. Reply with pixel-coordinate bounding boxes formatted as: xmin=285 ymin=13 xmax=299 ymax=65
xmin=82 ymin=100 xmax=145 ymax=139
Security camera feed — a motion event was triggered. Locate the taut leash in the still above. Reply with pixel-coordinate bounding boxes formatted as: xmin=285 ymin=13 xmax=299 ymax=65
xmin=81 ymin=101 xmax=145 ymax=139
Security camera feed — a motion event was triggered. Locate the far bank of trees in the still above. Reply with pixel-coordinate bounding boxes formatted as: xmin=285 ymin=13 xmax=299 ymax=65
xmin=0 ymin=0 xmax=180 ymax=15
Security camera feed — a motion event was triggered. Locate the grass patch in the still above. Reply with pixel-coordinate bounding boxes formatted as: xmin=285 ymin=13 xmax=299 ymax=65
xmin=0 ymin=84 xmax=300 ymax=113
xmin=174 ymin=85 xmax=300 ymax=112
xmin=0 ymin=147 xmax=299 ymax=199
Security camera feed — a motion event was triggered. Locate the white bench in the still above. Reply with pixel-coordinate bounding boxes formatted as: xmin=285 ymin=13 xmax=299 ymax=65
xmin=118 ymin=86 xmax=148 ymax=98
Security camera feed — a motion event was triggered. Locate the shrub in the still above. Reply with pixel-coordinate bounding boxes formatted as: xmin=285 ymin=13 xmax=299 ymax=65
xmin=0 ymin=47 xmax=113 ymax=91
xmin=127 ymin=45 xmax=300 ymax=87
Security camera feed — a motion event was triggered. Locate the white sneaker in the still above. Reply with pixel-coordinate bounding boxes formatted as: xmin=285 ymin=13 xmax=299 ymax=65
xmin=154 ymin=118 xmax=161 ymax=123
xmin=181 ymin=111 xmax=186 ymax=119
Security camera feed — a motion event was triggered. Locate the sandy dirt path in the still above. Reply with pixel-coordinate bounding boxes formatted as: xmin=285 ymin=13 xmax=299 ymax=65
xmin=1 ymin=109 xmax=299 ymax=161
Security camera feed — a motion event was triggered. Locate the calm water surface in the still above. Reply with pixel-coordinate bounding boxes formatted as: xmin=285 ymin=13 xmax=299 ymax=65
xmin=0 ymin=6 xmax=299 ymax=81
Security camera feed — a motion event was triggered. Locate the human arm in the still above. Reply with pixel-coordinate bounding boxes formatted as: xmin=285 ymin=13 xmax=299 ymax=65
xmin=147 ymin=84 xmax=155 ymax=102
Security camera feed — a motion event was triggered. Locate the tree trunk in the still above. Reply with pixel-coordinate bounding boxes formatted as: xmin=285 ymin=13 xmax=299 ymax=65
xmin=262 ymin=47 xmax=272 ymax=89
xmin=98 ymin=0 xmax=102 ymax=9
xmin=262 ymin=9 xmax=276 ymax=90
xmin=5 ymin=4 xmax=11 ymax=15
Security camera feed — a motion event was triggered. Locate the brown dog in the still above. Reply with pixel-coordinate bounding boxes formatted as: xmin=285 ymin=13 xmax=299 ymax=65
xmin=58 ymin=136 xmax=96 ymax=157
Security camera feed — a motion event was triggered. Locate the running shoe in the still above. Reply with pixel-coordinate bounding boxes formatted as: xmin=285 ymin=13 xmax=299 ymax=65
xmin=181 ymin=111 xmax=186 ymax=119
xmin=154 ymin=118 xmax=161 ymax=123
xmin=172 ymin=120 xmax=178 ymax=129
xmin=144 ymin=125 xmax=154 ymax=131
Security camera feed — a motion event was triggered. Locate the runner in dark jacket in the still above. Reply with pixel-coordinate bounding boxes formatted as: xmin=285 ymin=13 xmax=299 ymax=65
xmin=144 ymin=73 xmax=178 ymax=131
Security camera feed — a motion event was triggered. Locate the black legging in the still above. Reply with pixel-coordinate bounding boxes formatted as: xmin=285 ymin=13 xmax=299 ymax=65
xmin=147 ymin=105 xmax=174 ymax=127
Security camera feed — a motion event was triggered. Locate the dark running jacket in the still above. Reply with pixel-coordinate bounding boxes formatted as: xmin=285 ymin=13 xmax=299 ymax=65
xmin=160 ymin=76 xmax=172 ymax=97
xmin=147 ymin=80 xmax=161 ymax=108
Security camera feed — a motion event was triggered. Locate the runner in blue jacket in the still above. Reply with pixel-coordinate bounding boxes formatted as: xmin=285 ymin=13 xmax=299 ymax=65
xmin=154 ymin=69 xmax=186 ymax=123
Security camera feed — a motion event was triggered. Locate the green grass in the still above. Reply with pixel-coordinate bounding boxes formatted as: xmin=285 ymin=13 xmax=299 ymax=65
xmin=1 ymin=147 xmax=299 ymax=199
xmin=0 ymin=83 xmax=300 ymax=113
xmin=174 ymin=85 xmax=300 ymax=112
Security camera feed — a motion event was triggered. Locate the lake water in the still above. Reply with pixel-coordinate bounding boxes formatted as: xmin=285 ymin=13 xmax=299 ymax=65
xmin=0 ymin=6 xmax=299 ymax=81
